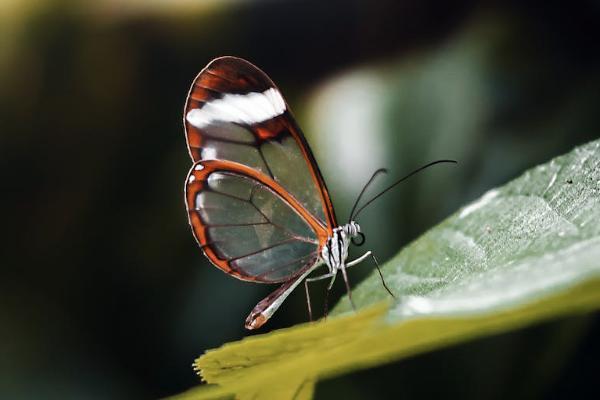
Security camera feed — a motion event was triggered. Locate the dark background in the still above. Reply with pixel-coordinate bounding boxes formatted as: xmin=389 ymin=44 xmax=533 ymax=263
xmin=1 ymin=0 xmax=599 ymax=398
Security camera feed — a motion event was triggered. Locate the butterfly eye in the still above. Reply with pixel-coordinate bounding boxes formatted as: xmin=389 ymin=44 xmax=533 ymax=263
xmin=351 ymin=231 xmax=366 ymax=247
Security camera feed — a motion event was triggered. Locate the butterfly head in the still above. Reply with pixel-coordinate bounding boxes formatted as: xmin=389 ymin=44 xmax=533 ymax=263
xmin=345 ymin=221 xmax=366 ymax=247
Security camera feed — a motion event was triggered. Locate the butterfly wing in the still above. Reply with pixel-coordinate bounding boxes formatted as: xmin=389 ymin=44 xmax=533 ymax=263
xmin=186 ymin=159 xmax=327 ymax=283
xmin=184 ymin=56 xmax=337 ymax=232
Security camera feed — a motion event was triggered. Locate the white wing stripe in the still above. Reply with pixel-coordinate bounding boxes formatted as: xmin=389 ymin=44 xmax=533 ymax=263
xmin=186 ymin=88 xmax=286 ymax=128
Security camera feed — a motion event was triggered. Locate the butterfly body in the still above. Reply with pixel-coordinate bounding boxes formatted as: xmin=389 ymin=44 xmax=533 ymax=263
xmin=321 ymin=222 xmax=360 ymax=275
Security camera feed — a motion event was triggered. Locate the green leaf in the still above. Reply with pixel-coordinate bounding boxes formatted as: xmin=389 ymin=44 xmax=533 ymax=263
xmin=169 ymin=140 xmax=600 ymax=400
xmin=333 ymin=139 xmax=600 ymax=318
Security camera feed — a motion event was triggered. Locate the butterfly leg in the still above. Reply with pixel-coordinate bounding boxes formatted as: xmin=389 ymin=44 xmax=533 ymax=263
xmin=341 ymin=251 xmax=396 ymax=312
xmin=340 ymin=263 xmax=356 ymax=311
xmin=322 ymin=252 xmax=373 ymax=316
xmin=322 ymin=272 xmax=339 ymax=320
xmin=346 ymin=250 xmax=373 ymax=267
xmin=370 ymin=253 xmax=396 ymax=298
xmin=339 ymin=250 xmax=373 ymax=312
xmin=304 ymin=271 xmax=336 ymax=321
xmin=305 ymin=252 xmax=385 ymax=320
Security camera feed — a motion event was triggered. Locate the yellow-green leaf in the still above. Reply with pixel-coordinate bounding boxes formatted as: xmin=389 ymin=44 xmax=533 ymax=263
xmin=169 ymin=139 xmax=600 ymax=399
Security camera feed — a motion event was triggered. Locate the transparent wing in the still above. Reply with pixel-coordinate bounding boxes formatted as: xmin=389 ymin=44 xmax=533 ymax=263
xmin=184 ymin=56 xmax=337 ymax=231
xmin=185 ymin=159 xmax=326 ymax=283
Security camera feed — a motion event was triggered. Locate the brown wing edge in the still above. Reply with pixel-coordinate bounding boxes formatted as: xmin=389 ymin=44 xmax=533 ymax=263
xmin=183 ymin=56 xmax=271 ymax=161
xmin=184 ymin=159 xmax=328 ymax=283
xmin=183 ymin=56 xmax=339 ymax=231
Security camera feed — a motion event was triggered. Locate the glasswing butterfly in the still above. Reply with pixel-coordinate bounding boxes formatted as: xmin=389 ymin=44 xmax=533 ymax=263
xmin=183 ymin=56 xmax=453 ymax=329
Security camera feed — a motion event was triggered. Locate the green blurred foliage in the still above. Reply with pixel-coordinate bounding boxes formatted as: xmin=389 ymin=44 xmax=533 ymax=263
xmin=1 ymin=0 xmax=599 ymax=399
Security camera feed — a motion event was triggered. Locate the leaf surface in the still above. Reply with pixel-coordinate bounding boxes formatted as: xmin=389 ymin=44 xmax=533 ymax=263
xmin=171 ymin=140 xmax=600 ymax=399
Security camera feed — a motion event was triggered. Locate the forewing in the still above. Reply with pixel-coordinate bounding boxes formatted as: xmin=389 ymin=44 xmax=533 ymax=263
xmin=186 ymin=160 xmax=324 ymax=283
xmin=184 ymin=56 xmax=337 ymax=231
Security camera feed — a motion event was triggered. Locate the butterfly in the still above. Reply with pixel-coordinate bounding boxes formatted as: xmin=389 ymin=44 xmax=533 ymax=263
xmin=183 ymin=56 xmax=452 ymax=330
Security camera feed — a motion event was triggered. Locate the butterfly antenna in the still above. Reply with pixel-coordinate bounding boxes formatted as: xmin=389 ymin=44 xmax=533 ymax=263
xmin=348 ymin=168 xmax=388 ymax=223
xmin=352 ymin=159 xmax=458 ymax=220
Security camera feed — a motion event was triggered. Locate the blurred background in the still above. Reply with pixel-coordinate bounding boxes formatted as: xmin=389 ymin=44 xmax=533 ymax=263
xmin=1 ymin=0 xmax=599 ymax=398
